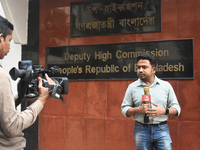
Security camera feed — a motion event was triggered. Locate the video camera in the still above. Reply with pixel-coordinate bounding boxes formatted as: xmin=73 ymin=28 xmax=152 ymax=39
xmin=9 ymin=60 xmax=68 ymax=107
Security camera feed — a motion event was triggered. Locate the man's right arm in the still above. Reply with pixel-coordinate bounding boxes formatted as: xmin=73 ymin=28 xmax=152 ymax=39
xmin=126 ymin=107 xmax=141 ymax=117
xmin=121 ymin=85 xmax=149 ymax=117
xmin=0 ymin=73 xmax=54 ymax=137
xmin=126 ymin=104 xmax=149 ymax=117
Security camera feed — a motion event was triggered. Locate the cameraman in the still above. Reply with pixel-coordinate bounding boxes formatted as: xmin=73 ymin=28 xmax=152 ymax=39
xmin=0 ymin=15 xmax=54 ymax=149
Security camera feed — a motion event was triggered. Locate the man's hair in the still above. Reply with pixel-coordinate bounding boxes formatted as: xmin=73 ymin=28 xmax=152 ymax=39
xmin=0 ymin=15 xmax=14 ymax=40
xmin=137 ymin=54 xmax=157 ymax=67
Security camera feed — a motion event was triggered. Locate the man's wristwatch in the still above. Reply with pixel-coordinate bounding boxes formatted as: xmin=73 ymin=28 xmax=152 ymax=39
xmin=165 ymin=108 xmax=169 ymax=115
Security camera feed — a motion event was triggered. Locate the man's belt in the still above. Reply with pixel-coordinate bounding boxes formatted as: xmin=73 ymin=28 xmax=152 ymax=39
xmin=136 ymin=121 xmax=167 ymax=127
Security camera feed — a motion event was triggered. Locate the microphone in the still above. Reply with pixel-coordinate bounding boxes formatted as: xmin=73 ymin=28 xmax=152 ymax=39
xmin=142 ymin=87 xmax=151 ymax=123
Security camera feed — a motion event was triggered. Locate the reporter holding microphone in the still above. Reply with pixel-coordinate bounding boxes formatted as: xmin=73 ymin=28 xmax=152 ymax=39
xmin=121 ymin=54 xmax=181 ymax=150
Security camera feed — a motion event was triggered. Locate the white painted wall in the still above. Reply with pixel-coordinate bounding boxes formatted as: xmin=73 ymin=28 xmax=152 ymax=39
xmin=0 ymin=0 xmax=28 ymax=44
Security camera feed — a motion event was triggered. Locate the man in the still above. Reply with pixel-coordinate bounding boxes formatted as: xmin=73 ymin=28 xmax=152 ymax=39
xmin=0 ymin=15 xmax=53 ymax=149
xmin=121 ymin=54 xmax=181 ymax=150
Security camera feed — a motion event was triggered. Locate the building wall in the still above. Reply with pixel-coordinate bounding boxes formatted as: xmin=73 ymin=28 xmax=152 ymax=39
xmin=38 ymin=0 xmax=200 ymax=150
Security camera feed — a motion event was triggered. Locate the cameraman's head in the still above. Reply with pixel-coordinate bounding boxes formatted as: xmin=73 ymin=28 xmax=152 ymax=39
xmin=0 ymin=15 xmax=14 ymax=59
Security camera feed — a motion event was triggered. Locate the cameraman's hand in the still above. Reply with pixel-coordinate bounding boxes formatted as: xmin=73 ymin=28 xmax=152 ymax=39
xmin=38 ymin=74 xmax=55 ymax=105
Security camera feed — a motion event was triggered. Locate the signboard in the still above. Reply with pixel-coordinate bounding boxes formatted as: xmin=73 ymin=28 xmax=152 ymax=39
xmin=70 ymin=0 xmax=161 ymax=37
xmin=46 ymin=39 xmax=193 ymax=80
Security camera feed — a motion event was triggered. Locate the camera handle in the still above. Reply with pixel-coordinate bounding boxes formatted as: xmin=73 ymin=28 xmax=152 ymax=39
xmin=42 ymin=79 xmax=66 ymax=104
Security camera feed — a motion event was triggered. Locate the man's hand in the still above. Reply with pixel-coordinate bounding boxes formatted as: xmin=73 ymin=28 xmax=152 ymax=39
xmin=147 ymin=103 xmax=166 ymax=120
xmin=126 ymin=103 xmax=150 ymax=117
xmin=140 ymin=103 xmax=151 ymax=114
xmin=38 ymin=74 xmax=55 ymax=105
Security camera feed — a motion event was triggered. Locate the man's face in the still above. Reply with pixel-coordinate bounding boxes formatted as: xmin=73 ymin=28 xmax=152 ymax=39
xmin=0 ymin=31 xmax=13 ymax=59
xmin=137 ymin=59 xmax=156 ymax=82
